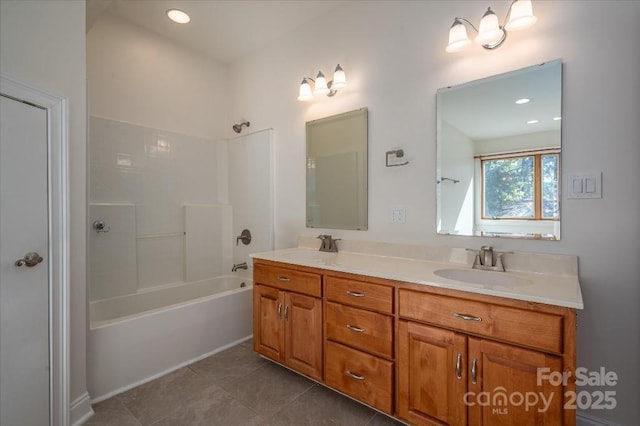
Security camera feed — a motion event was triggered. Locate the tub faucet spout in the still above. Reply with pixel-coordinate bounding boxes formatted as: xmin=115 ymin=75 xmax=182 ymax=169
xmin=232 ymin=262 xmax=248 ymax=272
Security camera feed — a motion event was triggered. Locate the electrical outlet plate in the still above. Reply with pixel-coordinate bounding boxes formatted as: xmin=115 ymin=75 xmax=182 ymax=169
xmin=390 ymin=206 xmax=406 ymax=223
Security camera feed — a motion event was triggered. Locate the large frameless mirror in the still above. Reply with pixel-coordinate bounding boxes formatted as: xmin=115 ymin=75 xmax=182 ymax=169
xmin=437 ymin=60 xmax=562 ymax=240
xmin=306 ymin=108 xmax=368 ymax=230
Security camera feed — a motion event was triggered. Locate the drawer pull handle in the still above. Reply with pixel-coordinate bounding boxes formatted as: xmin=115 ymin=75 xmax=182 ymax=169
xmin=346 ymin=290 xmax=365 ymax=297
xmin=453 ymin=312 xmax=482 ymax=322
xmin=346 ymin=370 xmax=365 ymax=381
xmin=471 ymin=358 xmax=478 ymax=384
xmin=346 ymin=324 xmax=365 ymax=333
xmin=278 ymin=276 xmax=291 ymax=282
xmin=456 ymin=353 xmax=462 ymax=380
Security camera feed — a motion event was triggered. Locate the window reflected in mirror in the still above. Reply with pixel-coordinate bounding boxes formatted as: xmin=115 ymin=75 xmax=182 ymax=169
xmin=437 ymin=60 xmax=562 ymax=239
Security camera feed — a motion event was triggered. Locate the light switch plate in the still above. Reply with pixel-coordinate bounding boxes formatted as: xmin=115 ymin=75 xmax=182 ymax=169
xmin=567 ymin=172 xmax=602 ymax=199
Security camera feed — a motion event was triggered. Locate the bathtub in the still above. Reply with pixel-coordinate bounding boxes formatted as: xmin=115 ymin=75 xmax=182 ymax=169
xmin=87 ymin=275 xmax=253 ymax=402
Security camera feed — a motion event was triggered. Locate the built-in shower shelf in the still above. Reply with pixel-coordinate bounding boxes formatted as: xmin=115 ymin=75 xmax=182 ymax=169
xmin=136 ymin=232 xmax=185 ymax=239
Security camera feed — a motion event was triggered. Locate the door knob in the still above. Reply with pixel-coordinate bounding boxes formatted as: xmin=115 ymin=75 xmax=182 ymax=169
xmin=15 ymin=252 xmax=44 ymax=267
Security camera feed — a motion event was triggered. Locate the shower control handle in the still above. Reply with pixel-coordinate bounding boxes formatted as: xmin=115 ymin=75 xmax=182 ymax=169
xmin=236 ymin=229 xmax=252 ymax=246
xmin=93 ymin=220 xmax=110 ymax=233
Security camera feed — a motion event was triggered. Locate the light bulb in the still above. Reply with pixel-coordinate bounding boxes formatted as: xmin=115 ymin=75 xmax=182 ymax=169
xmin=446 ymin=19 xmax=471 ymax=52
xmin=505 ymin=0 xmax=538 ymax=31
xmin=297 ymin=78 xmax=313 ymax=101
xmin=166 ymin=9 xmax=190 ymax=24
xmin=332 ymin=64 xmax=347 ymax=89
xmin=475 ymin=7 xmax=504 ymax=45
xmin=314 ymin=71 xmax=329 ymax=96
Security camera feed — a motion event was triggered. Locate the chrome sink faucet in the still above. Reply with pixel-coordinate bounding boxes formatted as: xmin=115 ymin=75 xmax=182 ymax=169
xmin=470 ymin=246 xmax=512 ymax=272
xmin=318 ymin=235 xmax=340 ymax=253
xmin=480 ymin=246 xmax=494 ymax=268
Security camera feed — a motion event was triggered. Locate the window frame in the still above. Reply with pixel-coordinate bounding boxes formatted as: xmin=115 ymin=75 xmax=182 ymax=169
xmin=479 ymin=148 xmax=560 ymax=221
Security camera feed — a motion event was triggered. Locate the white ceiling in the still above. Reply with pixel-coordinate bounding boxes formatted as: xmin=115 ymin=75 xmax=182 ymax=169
xmin=87 ymin=0 xmax=349 ymax=64
xmin=438 ymin=60 xmax=562 ymax=140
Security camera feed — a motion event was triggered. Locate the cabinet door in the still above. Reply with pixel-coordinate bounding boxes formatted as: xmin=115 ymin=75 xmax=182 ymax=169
xmin=398 ymin=320 xmax=467 ymax=426
xmin=467 ymin=337 xmax=564 ymax=425
xmin=253 ymin=284 xmax=284 ymax=362
xmin=285 ymin=292 xmax=323 ymax=380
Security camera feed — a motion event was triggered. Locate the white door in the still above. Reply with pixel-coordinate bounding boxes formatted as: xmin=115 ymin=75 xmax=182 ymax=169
xmin=0 ymin=95 xmax=50 ymax=425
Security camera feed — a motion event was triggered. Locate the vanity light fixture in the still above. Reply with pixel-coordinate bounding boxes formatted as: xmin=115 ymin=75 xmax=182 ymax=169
xmin=446 ymin=0 xmax=538 ymax=52
xmin=166 ymin=9 xmax=191 ymax=24
xmin=527 ymin=119 xmax=539 ymax=124
xmin=515 ymin=98 xmax=531 ymax=104
xmin=298 ymin=64 xmax=347 ymax=101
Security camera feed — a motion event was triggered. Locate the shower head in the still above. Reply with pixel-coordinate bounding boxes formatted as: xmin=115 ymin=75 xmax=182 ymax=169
xmin=232 ymin=121 xmax=250 ymax=134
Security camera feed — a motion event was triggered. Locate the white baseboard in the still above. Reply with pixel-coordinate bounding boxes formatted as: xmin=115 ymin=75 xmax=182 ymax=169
xmin=577 ymin=411 xmax=621 ymax=426
xmin=70 ymin=392 xmax=94 ymax=426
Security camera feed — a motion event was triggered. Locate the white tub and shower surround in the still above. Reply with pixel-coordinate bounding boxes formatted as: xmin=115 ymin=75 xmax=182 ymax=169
xmin=88 ymin=117 xmax=274 ymax=301
xmin=87 ymin=117 xmax=274 ymax=400
xmin=88 ymin=116 xmax=232 ymax=300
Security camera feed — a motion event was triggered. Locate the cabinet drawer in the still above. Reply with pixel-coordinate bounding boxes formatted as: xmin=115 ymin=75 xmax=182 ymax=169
xmin=325 ymin=276 xmax=393 ymax=314
xmin=399 ymin=289 xmax=563 ymax=354
xmin=326 ymin=302 xmax=393 ymax=359
xmin=325 ymin=341 xmax=394 ymax=414
xmin=254 ymin=263 xmax=321 ymax=297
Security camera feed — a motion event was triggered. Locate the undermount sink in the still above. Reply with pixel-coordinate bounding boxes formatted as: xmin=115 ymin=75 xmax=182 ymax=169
xmin=433 ymin=268 xmax=531 ymax=288
xmin=282 ymin=251 xmax=335 ymax=262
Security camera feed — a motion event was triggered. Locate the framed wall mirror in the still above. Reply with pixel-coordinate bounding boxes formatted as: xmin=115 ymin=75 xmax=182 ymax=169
xmin=306 ymin=108 xmax=368 ymax=230
xmin=437 ymin=60 xmax=562 ymax=240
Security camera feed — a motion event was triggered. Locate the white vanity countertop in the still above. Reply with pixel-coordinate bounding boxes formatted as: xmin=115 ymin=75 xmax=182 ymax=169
xmin=250 ymin=246 xmax=584 ymax=310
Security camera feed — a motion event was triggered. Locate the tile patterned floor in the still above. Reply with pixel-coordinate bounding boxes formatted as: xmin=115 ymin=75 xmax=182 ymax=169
xmin=86 ymin=339 xmax=406 ymax=425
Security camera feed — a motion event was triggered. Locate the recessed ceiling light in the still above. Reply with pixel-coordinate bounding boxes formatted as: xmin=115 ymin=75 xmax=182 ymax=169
xmin=167 ymin=9 xmax=190 ymax=24
xmin=553 ymin=116 xmax=562 ymax=121
xmin=527 ymin=119 xmax=539 ymax=124
xmin=515 ymin=98 xmax=531 ymax=104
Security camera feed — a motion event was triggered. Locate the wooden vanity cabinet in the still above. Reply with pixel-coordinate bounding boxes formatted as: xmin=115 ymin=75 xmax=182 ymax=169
xmin=253 ymin=262 xmax=323 ymax=381
xmin=397 ymin=288 xmax=575 ymax=426
xmin=252 ymin=259 xmax=577 ymax=425
xmin=324 ymin=276 xmax=395 ymax=414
